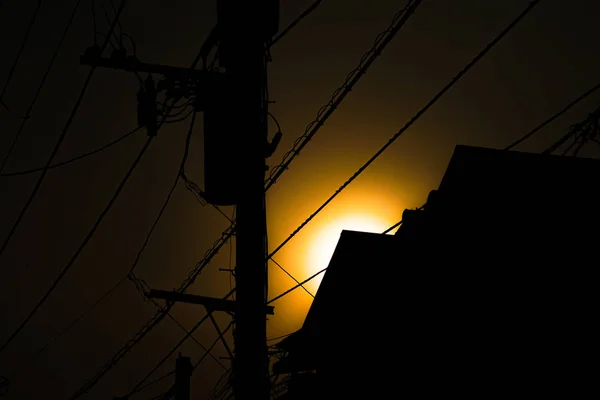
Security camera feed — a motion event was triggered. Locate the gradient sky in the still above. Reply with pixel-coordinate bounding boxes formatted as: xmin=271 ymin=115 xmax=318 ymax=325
xmin=1 ymin=1 xmax=599 ymax=399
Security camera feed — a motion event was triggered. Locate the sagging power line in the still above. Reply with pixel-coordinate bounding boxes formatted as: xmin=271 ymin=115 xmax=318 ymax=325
xmin=0 ymin=0 xmax=124 ymax=262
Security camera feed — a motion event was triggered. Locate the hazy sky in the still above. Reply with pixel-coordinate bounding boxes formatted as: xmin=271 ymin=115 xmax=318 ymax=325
xmin=1 ymin=1 xmax=599 ymax=399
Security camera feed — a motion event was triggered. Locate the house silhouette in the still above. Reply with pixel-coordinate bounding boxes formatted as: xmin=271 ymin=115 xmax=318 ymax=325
xmin=273 ymin=145 xmax=597 ymax=398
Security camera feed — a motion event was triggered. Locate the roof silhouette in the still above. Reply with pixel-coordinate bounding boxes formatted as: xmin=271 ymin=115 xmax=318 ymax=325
xmin=275 ymin=145 xmax=598 ymax=398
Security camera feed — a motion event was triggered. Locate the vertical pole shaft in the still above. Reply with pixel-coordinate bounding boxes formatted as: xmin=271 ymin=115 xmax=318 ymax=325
xmin=219 ymin=2 xmax=269 ymax=400
xmin=175 ymin=355 xmax=192 ymax=400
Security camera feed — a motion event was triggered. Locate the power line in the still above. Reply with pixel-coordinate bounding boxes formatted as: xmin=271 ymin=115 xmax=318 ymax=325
xmin=0 ymin=0 xmax=82 ymax=174
xmin=264 ymin=0 xmax=422 ymax=192
xmin=123 ymin=112 xmax=229 ymax=371
xmin=267 ymin=267 xmax=327 ymax=305
xmin=382 ymin=220 xmax=403 ymax=235
xmin=0 ymin=0 xmax=127 ymax=261
xmin=127 ymin=113 xmax=196 ymax=279
xmin=382 ymin=204 xmax=426 ymax=234
xmin=267 ymin=0 xmax=542 ymax=261
xmin=67 ymin=37 xmax=234 ymax=399
xmin=542 ymin=105 xmax=600 ymax=155
xmin=71 ymin=282 xmax=236 ymax=399
xmin=266 ymin=333 xmax=292 ymax=343
xmin=269 ymin=0 xmax=323 ymax=47
xmin=504 ymin=82 xmax=600 ymax=150
xmin=2 ymin=275 xmax=128 ymax=382
xmin=119 ymin=289 xmax=235 ymax=399
xmin=193 ymin=0 xmax=422 ymax=312
xmin=270 ymin=258 xmax=313 ymax=298
xmin=385 ymin=82 xmax=600 ymax=234
xmin=0 ymin=0 xmax=42 ymax=120
xmin=47 ymin=111 xmax=219 ymax=398
xmin=8 ymin=115 xmax=201 ymax=375
xmin=153 ymin=322 xmax=234 ymax=400
xmin=0 ymin=126 xmax=142 ymax=177
xmin=0 ymin=136 xmax=152 ymax=357
xmin=162 ymin=310 xmax=227 ymax=369
xmin=269 ymin=74 xmax=600 ymax=316
xmin=127 ymin=369 xmax=176 ymax=398
xmin=26 ymin=275 xmax=128 ymax=362
xmin=266 ymin=213 xmax=427 ymax=305
xmin=216 ymin=0 xmax=422 ymax=298
xmin=68 ymin=2 xmax=420 ymax=395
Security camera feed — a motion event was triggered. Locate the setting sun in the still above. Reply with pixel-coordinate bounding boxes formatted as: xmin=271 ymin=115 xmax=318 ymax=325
xmin=304 ymin=213 xmax=392 ymax=289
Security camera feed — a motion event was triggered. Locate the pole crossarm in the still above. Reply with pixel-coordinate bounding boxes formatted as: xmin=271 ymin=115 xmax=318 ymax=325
xmin=146 ymin=289 xmax=274 ymax=315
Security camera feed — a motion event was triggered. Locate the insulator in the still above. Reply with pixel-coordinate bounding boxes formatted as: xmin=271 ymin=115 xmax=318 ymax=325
xmin=136 ymin=75 xmax=158 ymax=136
xmin=136 ymin=87 xmax=147 ymax=127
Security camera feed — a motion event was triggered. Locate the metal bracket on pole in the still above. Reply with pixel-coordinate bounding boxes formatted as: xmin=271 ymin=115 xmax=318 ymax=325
xmin=80 ymin=52 xmax=227 ymax=109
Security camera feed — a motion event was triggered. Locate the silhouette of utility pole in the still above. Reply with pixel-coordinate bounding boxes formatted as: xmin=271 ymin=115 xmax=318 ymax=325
xmin=175 ymin=354 xmax=192 ymax=400
xmin=81 ymin=2 xmax=279 ymax=399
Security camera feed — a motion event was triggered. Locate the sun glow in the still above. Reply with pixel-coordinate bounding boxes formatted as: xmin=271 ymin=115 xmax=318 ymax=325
xmin=304 ymin=213 xmax=391 ymax=289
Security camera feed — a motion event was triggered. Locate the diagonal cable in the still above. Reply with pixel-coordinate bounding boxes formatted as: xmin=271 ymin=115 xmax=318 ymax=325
xmin=0 ymin=0 xmax=82 ymax=173
xmin=0 ymin=0 xmax=42 ymax=121
xmin=0 ymin=0 xmax=126 ymax=261
xmin=267 ymin=0 xmax=542 ymax=261
xmin=0 ymin=135 xmax=152 ymax=357
xmin=0 ymin=126 xmax=142 ymax=177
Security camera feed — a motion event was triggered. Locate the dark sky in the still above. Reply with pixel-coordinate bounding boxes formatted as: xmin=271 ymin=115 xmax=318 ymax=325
xmin=1 ymin=0 xmax=599 ymax=399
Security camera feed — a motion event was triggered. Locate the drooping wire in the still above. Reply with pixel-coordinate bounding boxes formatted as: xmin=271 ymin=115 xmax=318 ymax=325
xmin=0 ymin=135 xmax=152 ymax=357
xmin=267 ymin=112 xmax=282 ymax=133
xmin=164 ymin=109 xmax=195 ymax=124
xmin=0 ymin=0 xmax=83 ymax=175
xmin=0 ymin=0 xmax=42 ymax=121
xmin=5 ymin=113 xmax=196 ymax=378
xmin=266 ymin=0 xmax=542 ymax=262
xmin=118 ymin=114 xmax=227 ymax=369
xmin=0 ymin=126 xmax=142 ymax=177
xmin=0 ymin=0 xmax=126 ymax=261
xmin=68 ymin=42 xmax=234 ymax=399
xmin=126 ymin=112 xmax=196 ymax=280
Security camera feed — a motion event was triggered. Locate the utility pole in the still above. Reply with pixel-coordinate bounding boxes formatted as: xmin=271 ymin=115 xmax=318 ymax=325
xmin=175 ymin=354 xmax=192 ymax=400
xmin=216 ymin=2 xmax=278 ymax=400
xmin=82 ymin=2 xmax=279 ymax=400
